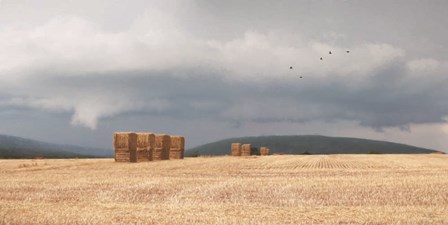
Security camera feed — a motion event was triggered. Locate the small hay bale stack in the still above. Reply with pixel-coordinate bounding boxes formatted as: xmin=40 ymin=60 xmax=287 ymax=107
xmin=169 ymin=136 xmax=185 ymax=159
xmin=154 ymin=134 xmax=171 ymax=160
xmin=113 ymin=132 xmax=137 ymax=163
xmin=241 ymin=144 xmax=251 ymax=156
xmin=231 ymin=143 xmax=241 ymax=156
xmin=136 ymin=132 xmax=155 ymax=162
xmin=260 ymin=147 xmax=270 ymax=156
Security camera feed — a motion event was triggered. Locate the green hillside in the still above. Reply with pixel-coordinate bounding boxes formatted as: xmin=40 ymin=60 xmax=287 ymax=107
xmin=186 ymin=135 xmax=438 ymax=156
xmin=0 ymin=134 xmax=108 ymax=159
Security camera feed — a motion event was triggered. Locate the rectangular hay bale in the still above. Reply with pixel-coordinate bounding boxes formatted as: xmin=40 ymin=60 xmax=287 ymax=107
xmin=241 ymin=144 xmax=251 ymax=156
xmin=136 ymin=132 xmax=155 ymax=161
xmin=260 ymin=147 xmax=270 ymax=156
xmin=231 ymin=143 xmax=241 ymax=156
xmin=169 ymin=150 xmax=183 ymax=159
xmin=153 ymin=134 xmax=171 ymax=160
xmin=113 ymin=132 xmax=137 ymax=162
xmin=114 ymin=150 xmax=130 ymax=162
xmin=170 ymin=136 xmax=185 ymax=160
xmin=170 ymin=136 xmax=185 ymax=149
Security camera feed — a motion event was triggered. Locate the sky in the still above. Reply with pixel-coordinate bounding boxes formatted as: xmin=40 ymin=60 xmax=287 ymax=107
xmin=0 ymin=0 xmax=447 ymax=151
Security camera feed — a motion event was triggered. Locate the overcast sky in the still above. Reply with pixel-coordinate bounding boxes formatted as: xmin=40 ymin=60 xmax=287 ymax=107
xmin=0 ymin=0 xmax=447 ymax=151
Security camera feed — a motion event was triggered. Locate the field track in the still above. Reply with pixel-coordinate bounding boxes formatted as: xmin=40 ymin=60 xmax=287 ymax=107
xmin=1 ymin=154 xmax=447 ymax=224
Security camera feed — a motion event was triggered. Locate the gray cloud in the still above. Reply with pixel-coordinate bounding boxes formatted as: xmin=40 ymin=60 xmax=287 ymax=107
xmin=5 ymin=60 xmax=446 ymax=131
xmin=0 ymin=0 xmax=447 ymax=151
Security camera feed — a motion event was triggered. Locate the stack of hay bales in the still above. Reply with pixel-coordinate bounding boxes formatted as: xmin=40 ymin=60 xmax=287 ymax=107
xmin=169 ymin=136 xmax=185 ymax=159
xmin=136 ymin=133 xmax=155 ymax=162
xmin=154 ymin=134 xmax=171 ymax=161
xmin=241 ymin=144 xmax=251 ymax=156
xmin=260 ymin=147 xmax=270 ymax=156
xmin=114 ymin=132 xmax=186 ymax=163
xmin=113 ymin=132 xmax=137 ymax=162
xmin=231 ymin=143 xmax=241 ymax=156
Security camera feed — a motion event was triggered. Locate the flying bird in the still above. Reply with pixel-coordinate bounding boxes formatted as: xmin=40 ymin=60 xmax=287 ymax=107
xmin=346 ymin=50 xmax=350 ymax=53
xmin=290 ymin=66 xmax=293 ymax=69
xmin=320 ymin=57 xmax=323 ymax=60
xmin=329 ymin=51 xmax=332 ymax=54
xmin=299 ymin=76 xmax=303 ymax=79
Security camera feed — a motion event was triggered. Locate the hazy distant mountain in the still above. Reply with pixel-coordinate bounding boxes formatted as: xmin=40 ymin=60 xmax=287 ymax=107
xmin=186 ymin=135 xmax=438 ymax=156
xmin=0 ymin=134 xmax=112 ymax=159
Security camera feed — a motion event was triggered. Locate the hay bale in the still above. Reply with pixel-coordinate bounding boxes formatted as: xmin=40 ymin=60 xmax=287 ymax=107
xmin=231 ymin=143 xmax=241 ymax=156
xmin=113 ymin=132 xmax=137 ymax=162
xmin=114 ymin=151 xmax=130 ymax=162
xmin=260 ymin=147 xmax=270 ymax=156
xmin=241 ymin=144 xmax=251 ymax=156
xmin=153 ymin=134 xmax=171 ymax=160
xmin=170 ymin=135 xmax=185 ymax=160
xmin=170 ymin=136 xmax=185 ymax=149
xmin=136 ymin=132 xmax=155 ymax=162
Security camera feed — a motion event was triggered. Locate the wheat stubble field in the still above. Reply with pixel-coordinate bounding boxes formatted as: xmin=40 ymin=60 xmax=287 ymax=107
xmin=1 ymin=154 xmax=447 ymax=224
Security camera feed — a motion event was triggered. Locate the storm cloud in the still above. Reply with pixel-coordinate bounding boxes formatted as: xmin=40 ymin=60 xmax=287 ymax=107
xmin=0 ymin=0 xmax=447 ymax=150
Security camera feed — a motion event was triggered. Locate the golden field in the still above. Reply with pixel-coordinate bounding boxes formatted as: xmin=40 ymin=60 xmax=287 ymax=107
xmin=0 ymin=154 xmax=447 ymax=225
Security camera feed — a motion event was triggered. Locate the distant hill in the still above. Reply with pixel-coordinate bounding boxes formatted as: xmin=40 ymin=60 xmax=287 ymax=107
xmin=0 ymin=134 xmax=111 ymax=159
xmin=186 ymin=135 xmax=438 ymax=156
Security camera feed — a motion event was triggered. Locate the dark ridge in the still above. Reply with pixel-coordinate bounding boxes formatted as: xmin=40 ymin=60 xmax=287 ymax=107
xmin=0 ymin=134 xmax=112 ymax=159
xmin=186 ymin=135 xmax=438 ymax=156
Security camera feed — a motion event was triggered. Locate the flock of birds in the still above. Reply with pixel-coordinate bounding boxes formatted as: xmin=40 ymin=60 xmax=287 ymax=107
xmin=290 ymin=50 xmax=350 ymax=79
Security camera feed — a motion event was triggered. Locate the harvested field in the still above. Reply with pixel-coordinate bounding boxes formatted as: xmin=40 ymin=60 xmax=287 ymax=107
xmin=1 ymin=154 xmax=448 ymax=224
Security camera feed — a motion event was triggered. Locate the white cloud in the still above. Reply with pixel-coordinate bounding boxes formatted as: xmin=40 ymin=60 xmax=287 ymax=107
xmin=0 ymin=11 xmax=408 ymax=82
xmin=68 ymin=94 xmax=172 ymax=129
xmin=407 ymin=58 xmax=440 ymax=72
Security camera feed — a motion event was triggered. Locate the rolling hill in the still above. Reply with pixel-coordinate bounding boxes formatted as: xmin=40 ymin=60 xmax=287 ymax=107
xmin=186 ymin=135 xmax=439 ymax=156
xmin=0 ymin=134 xmax=111 ymax=159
